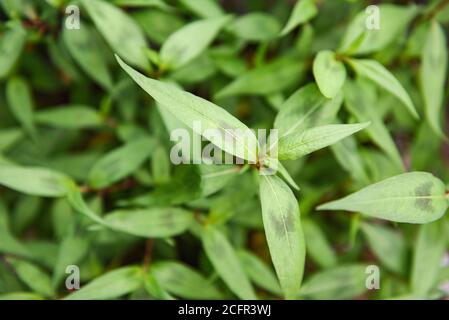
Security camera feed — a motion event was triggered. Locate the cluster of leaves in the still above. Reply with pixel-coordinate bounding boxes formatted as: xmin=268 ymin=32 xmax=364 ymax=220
xmin=1 ymin=0 xmax=449 ymax=300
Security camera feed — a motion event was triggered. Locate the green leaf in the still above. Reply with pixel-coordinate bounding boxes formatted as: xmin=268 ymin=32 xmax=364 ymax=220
xmin=299 ymin=264 xmax=368 ymax=299
xmin=103 ymin=207 xmax=194 ymax=238
xmin=274 ymin=83 xmax=342 ymax=138
xmin=344 ymin=79 xmax=404 ymax=171
xmin=123 ymin=165 xmax=201 ymax=207
xmin=0 ymin=128 xmax=23 ymax=152
xmin=6 ymin=258 xmax=54 ymax=297
xmin=313 ymin=50 xmax=346 ymax=98
xmin=12 ymin=196 xmax=42 ymax=234
xmin=330 ymin=134 xmax=369 ymax=185
xmin=200 ymin=164 xmax=238 ymax=197
xmin=348 ymin=58 xmax=418 ymax=119
xmin=229 ymin=13 xmax=281 ymax=42
xmin=82 ymin=0 xmax=148 ymax=69
xmin=303 ymin=219 xmax=337 ymax=269
xmin=361 ymin=222 xmax=408 ymax=274
xmin=35 ymin=105 xmax=103 ymax=129
xmin=0 ymin=165 xmax=72 ymax=197
xmin=63 ymin=25 xmax=113 ymax=90
xmin=237 ymin=250 xmax=282 ymax=295
xmin=169 ymin=53 xmax=217 ymax=85
xmin=0 ymin=201 xmax=32 ymax=258
xmin=202 ymin=226 xmax=256 ymax=299
xmin=411 ymin=220 xmax=447 ymax=297
xmin=66 ymin=186 xmax=105 ymax=225
xmin=420 ymin=21 xmax=447 ymax=138
xmin=117 ymin=56 xmax=259 ymax=163
xmin=160 ymin=15 xmax=231 ymax=69
xmin=339 ymin=4 xmax=417 ymax=55
xmin=113 ymin=0 xmax=172 ymax=10
xmin=178 ymin=0 xmax=224 ymax=18
xmin=143 ymin=271 xmax=174 ymax=300
xmin=6 ymin=77 xmax=37 ymax=138
xmin=259 ymin=175 xmax=305 ymax=299
xmin=410 ymin=123 xmax=441 ymax=171
xmin=280 ymin=0 xmax=317 ymax=36
xmin=65 ymin=266 xmax=143 ymax=300
xmin=0 ymin=292 xmax=44 ymax=300
xmin=152 ymin=261 xmax=222 ymax=299
xmin=0 ymin=21 xmax=26 ymax=78
xmin=52 ymin=235 xmax=89 ymax=288
xmin=133 ymin=9 xmax=185 ymax=45
xmin=277 ymin=162 xmax=299 ymax=191
xmin=151 ymin=144 xmax=171 ymax=184
xmin=215 ymin=57 xmax=305 ymax=98
xmin=1 ymin=0 xmax=24 ymax=18
xmin=278 ymin=122 xmax=370 ymax=160
xmin=318 ymin=172 xmax=449 ymax=224
xmin=87 ymin=137 xmax=156 ymax=189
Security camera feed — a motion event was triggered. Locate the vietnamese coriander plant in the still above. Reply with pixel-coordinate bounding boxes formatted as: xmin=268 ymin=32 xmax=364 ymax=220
xmin=0 ymin=0 xmax=449 ymax=300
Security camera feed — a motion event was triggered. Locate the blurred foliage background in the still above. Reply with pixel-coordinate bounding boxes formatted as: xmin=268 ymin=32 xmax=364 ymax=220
xmin=0 ymin=0 xmax=449 ymax=300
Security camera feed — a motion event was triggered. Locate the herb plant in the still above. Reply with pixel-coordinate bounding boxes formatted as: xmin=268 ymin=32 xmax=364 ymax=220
xmin=0 ymin=0 xmax=449 ymax=300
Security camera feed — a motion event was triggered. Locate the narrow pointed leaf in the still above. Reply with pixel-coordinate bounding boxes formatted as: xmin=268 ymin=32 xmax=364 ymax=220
xmin=303 ymin=219 xmax=337 ymax=269
xmin=344 ymin=79 xmax=404 ymax=171
xmin=259 ymin=175 xmax=305 ymax=299
xmin=318 ymin=172 xmax=448 ymax=224
xmin=0 ymin=128 xmax=23 ymax=152
xmin=420 ymin=21 xmax=447 ymax=138
xmin=411 ymin=220 xmax=447 ymax=297
xmin=35 ymin=105 xmax=103 ymax=129
xmin=229 ymin=13 xmax=281 ymax=42
xmin=82 ymin=0 xmax=148 ymax=69
xmin=63 ymin=25 xmax=113 ymax=89
xmin=6 ymin=77 xmax=36 ymax=138
xmin=274 ymin=83 xmax=343 ymax=138
xmin=299 ymin=264 xmax=368 ymax=299
xmin=103 ymin=207 xmax=194 ymax=238
xmin=348 ymin=58 xmax=418 ymax=119
xmin=339 ymin=4 xmax=417 ymax=55
xmin=65 ymin=266 xmax=142 ymax=300
xmin=0 ymin=165 xmax=71 ymax=197
xmin=117 ymin=56 xmax=259 ymax=163
xmin=202 ymin=226 xmax=256 ymax=299
xmin=278 ymin=122 xmax=370 ymax=160
xmin=152 ymin=261 xmax=222 ymax=299
xmin=280 ymin=0 xmax=317 ymax=36
xmin=52 ymin=235 xmax=88 ymax=288
xmin=216 ymin=58 xmax=305 ymax=98
xmin=361 ymin=222 xmax=407 ymax=274
xmin=237 ymin=250 xmax=282 ymax=295
xmin=160 ymin=15 xmax=231 ymax=69
xmin=7 ymin=258 xmax=54 ymax=298
xmin=0 ymin=21 xmax=26 ymax=78
xmin=313 ymin=50 xmax=346 ymax=98
xmin=178 ymin=0 xmax=225 ymax=18
xmin=87 ymin=137 xmax=156 ymax=189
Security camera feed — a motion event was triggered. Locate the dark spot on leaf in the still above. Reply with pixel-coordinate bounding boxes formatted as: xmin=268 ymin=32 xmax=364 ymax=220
xmin=161 ymin=211 xmax=175 ymax=228
xmin=269 ymin=205 xmax=296 ymax=237
xmin=414 ymin=182 xmax=434 ymax=212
